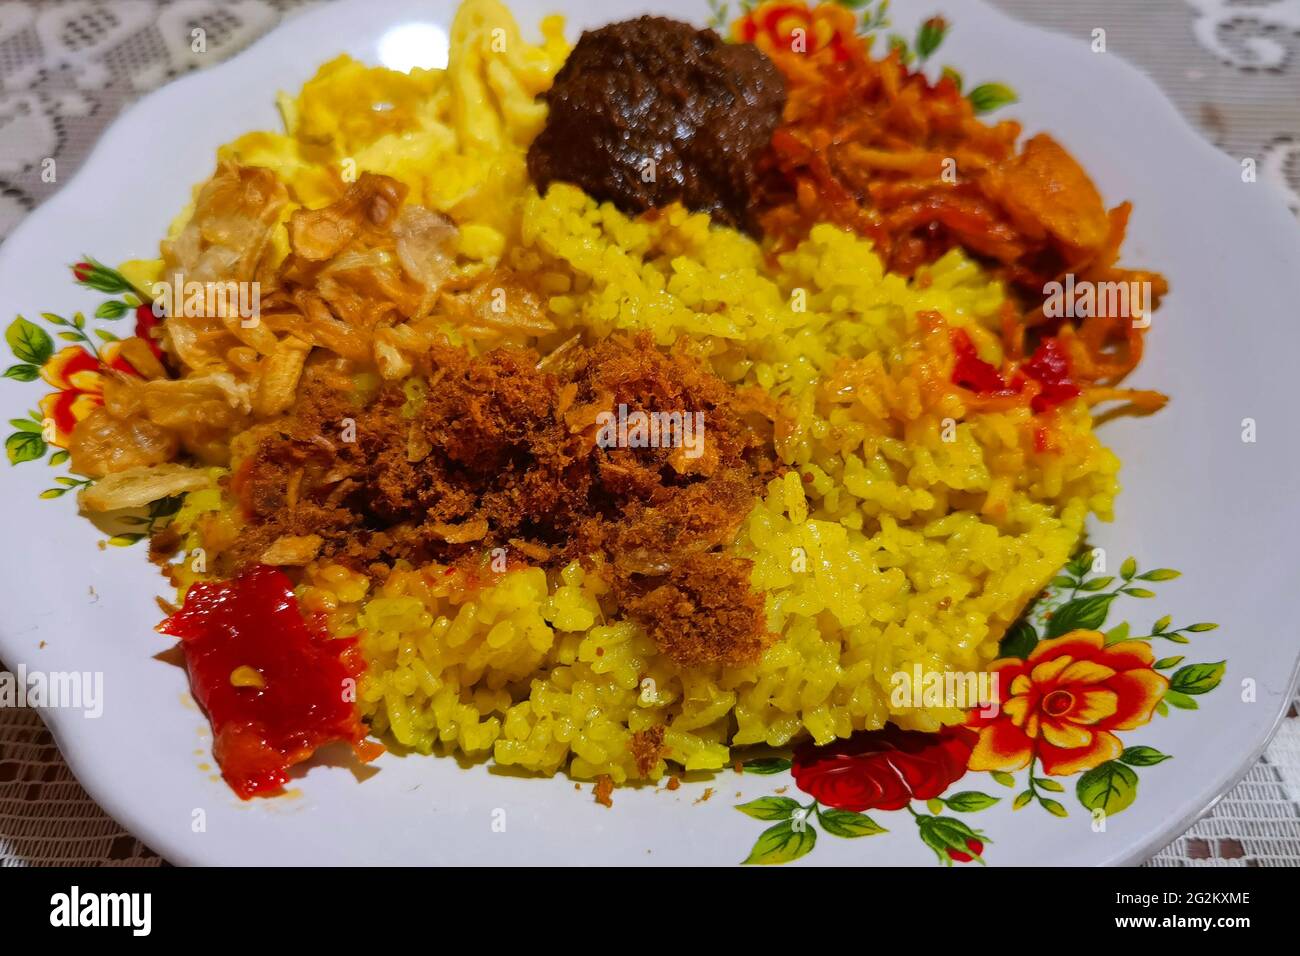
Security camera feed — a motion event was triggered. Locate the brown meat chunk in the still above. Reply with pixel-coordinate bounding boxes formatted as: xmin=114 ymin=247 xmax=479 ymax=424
xmin=528 ymin=17 xmax=785 ymax=231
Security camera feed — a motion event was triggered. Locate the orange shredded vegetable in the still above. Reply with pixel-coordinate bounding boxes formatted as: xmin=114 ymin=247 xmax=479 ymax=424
xmin=736 ymin=1 xmax=1167 ymax=413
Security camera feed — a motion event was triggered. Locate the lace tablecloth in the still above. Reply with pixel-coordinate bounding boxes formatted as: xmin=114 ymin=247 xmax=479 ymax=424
xmin=1 ymin=0 xmax=1297 ymax=867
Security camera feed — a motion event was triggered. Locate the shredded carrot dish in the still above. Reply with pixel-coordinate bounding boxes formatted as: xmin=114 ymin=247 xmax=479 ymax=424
xmin=739 ymin=1 xmax=1167 ymax=416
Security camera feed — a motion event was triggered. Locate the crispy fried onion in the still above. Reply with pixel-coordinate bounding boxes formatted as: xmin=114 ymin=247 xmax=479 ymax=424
xmin=68 ymin=164 xmax=477 ymax=479
xmin=273 ymin=173 xmax=459 ymax=332
xmin=78 ymin=463 xmax=213 ymax=512
xmin=259 ymin=533 xmax=323 ymax=566
xmin=68 ymin=370 xmax=254 ymax=478
xmin=161 ymin=162 xmax=288 ymax=371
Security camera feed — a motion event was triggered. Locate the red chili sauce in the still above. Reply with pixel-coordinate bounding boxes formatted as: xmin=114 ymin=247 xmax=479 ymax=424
xmin=159 ymin=565 xmax=374 ymax=798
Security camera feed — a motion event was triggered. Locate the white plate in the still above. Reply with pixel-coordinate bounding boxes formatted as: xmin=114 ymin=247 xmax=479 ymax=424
xmin=1 ymin=0 xmax=1297 ymax=866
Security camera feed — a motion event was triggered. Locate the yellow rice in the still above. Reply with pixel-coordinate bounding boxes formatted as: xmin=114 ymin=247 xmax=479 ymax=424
xmin=283 ymin=187 xmax=1119 ymax=784
xmin=162 ymin=0 xmax=1121 ymax=785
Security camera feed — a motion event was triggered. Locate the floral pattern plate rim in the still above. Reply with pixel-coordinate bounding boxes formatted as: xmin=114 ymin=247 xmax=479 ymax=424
xmin=0 ymin=0 xmax=1298 ymax=865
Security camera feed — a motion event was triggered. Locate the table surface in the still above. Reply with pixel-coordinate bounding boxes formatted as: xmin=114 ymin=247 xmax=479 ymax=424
xmin=1 ymin=0 xmax=1298 ymax=867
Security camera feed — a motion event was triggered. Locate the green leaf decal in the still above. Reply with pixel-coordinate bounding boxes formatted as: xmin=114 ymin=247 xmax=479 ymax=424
xmin=741 ymin=818 xmax=817 ymax=865
xmin=1065 ymin=550 xmax=1095 ymax=577
xmin=1153 ymin=656 xmax=1184 ymax=670
xmin=735 ymin=796 xmax=800 ymax=821
xmin=968 ymin=82 xmax=1017 ymax=114
xmin=1119 ymin=556 xmax=1137 ymax=580
xmin=818 ymin=808 xmax=885 ymax=837
xmin=916 ymin=815 xmax=988 ymax=864
xmin=1079 ymin=576 xmax=1114 ymax=591
xmin=1168 ymin=661 xmax=1225 ymax=696
xmin=942 ymin=791 xmax=1000 ymax=812
xmin=999 ymin=619 xmax=1038 ymax=659
xmin=95 ymin=300 xmax=129 ymax=320
xmin=915 ymin=16 xmax=947 ymax=60
xmin=1103 ymin=621 xmax=1130 ymax=645
xmin=1121 ymin=587 xmax=1156 ymax=598
xmin=1040 ymin=798 xmax=1068 ymax=817
xmin=1076 ymin=760 xmax=1138 ymax=815
xmin=1045 ymin=592 xmax=1118 ymax=637
xmin=1120 ymin=746 xmax=1172 ymax=767
xmin=1137 ymin=568 xmax=1180 ymax=582
xmin=1164 ymin=690 xmax=1198 ymax=710
xmin=3 ymin=363 xmax=39 ymax=381
xmin=72 ymin=258 xmax=134 ymax=294
xmin=741 ymin=757 xmax=792 ymax=775
xmin=5 ymin=317 xmax=53 ymax=366
xmin=5 ymin=430 xmax=45 ymax=464
xmin=149 ymin=494 xmax=184 ymax=520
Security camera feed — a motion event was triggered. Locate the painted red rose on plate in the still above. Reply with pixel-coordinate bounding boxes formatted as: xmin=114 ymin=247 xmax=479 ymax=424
xmin=792 ymin=724 xmax=976 ymax=812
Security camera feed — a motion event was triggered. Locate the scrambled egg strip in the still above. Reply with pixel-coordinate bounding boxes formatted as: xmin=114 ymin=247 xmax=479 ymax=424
xmin=120 ymin=0 xmax=568 ymax=294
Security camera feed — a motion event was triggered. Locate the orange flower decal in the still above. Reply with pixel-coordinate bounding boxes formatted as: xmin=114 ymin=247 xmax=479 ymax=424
xmin=38 ymin=343 xmax=138 ymax=447
xmin=733 ymin=1 xmax=858 ymax=63
xmin=967 ymin=630 xmax=1168 ymax=776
